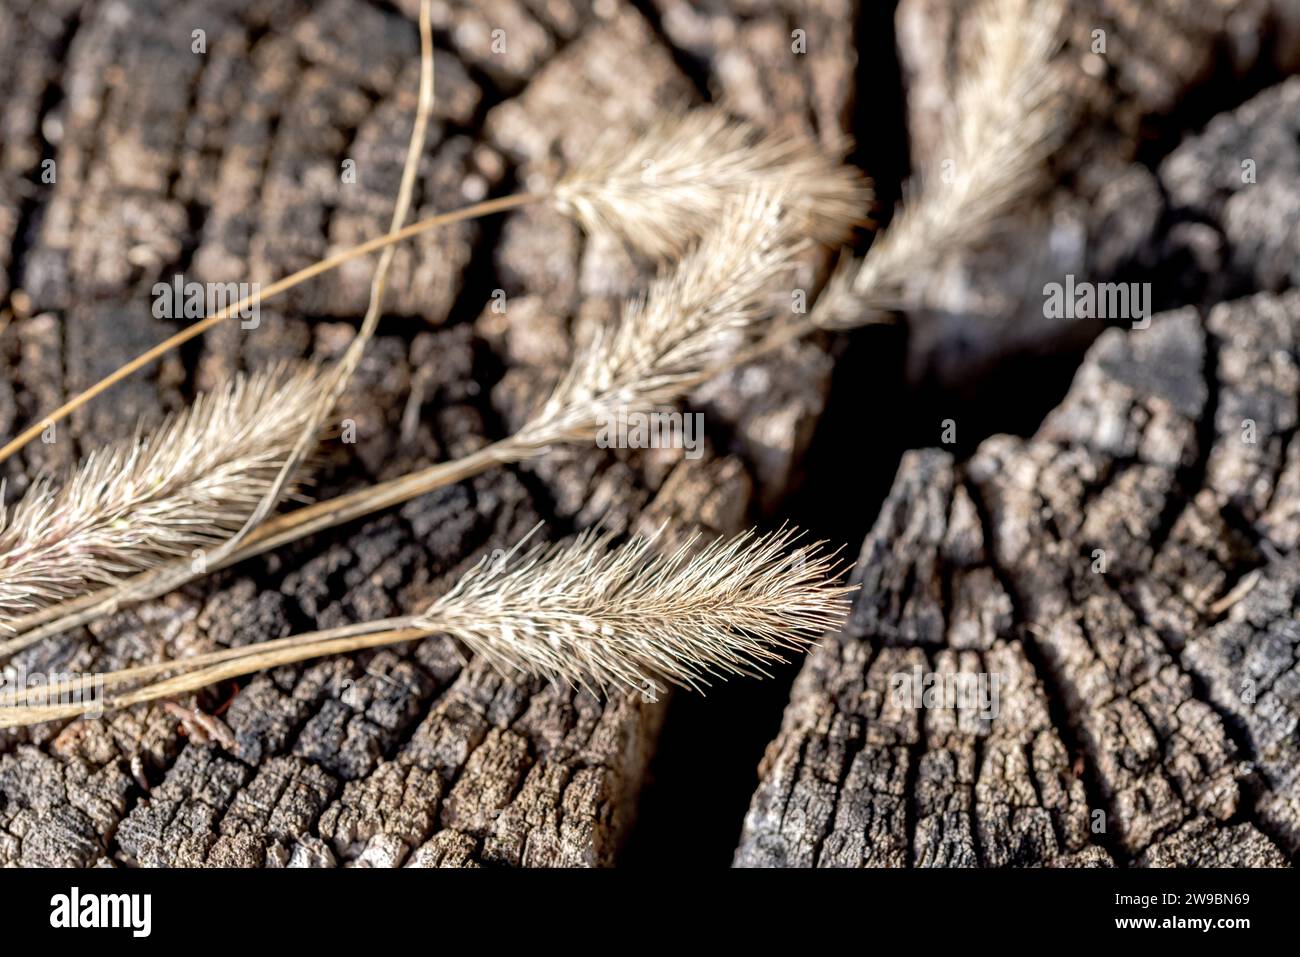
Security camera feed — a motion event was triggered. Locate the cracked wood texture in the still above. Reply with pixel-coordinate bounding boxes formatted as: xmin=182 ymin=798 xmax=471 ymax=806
xmin=736 ymin=77 xmax=1300 ymax=868
xmin=737 ymin=294 xmax=1300 ymax=867
xmin=0 ymin=0 xmax=852 ymax=866
xmin=1 ymin=0 xmax=1295 ymax=869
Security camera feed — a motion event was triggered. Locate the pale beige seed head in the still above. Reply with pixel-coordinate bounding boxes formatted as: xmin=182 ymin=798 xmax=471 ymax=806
xmin=417 ymin=526 xmax=854 ymax=695
xmin=553 ymin=107 xmax=871 ymax=259
xmin=517 ymin=188 xmax=806 ymax=451
xmin=0 ymin=363 xmax=325 ymax=622
xmin=815 ymin=0 xmax=1069 ymax=329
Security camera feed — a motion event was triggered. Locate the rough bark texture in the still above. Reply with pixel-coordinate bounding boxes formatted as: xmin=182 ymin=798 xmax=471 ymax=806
xmin=0 ymin=0 xmax=849 ymax=867
xmin=735 ymin=75 xmax=1300 ymax=865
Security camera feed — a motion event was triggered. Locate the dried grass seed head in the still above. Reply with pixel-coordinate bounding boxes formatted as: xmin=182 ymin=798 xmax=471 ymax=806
xmin=0 ymin=363 xmax=324 ymax=622
xmin=815 ymin=0 xmax=1069 ymax=328
xmin=553 ymin=107 xmax=872 ymax=259
xmin=418 ymin=526 xmax=854 ymax=694
xmin=517 ymin=188 xmax=804 ymax=449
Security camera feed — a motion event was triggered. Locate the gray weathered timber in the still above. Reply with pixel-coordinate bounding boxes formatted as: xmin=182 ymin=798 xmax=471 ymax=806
xmin=737 ymin=73 xmax=1300 ymax=868
xmin=737 ymin=292 xmax=1300 ymax=867
xmin=1 ymin=0 xmax=1296 ymax=868
xmin=734 ymin=447 xmax=1115 ymax=868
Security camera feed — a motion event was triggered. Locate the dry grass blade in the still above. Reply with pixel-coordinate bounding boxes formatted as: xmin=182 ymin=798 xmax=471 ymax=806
xmin=0 ymin=527 xmax=853 ymax=727
xmin=814 ymin=0 xmax=1068 ymax=328
xmin=0 ymin=623 xmax=427 ymax=727
xmin=0 ymin=444 xmax=511 ymax=657
xmin=0 ymin=0 xmax=437 ymax=473
xmin=553 ymin=107 xmax=871 ymax=258
xmin=213 ymin=0 xmax=436 ymax=553
xmin=0 ymin=364 xmax=323 ymax=623
xmin=0 ymin=193 xmax=540 ymax=468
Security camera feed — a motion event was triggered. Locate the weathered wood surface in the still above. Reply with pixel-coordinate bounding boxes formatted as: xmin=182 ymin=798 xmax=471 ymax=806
xmin=738 ymin=290 xmax=1300 ymax=866
xmin=0 ymin=0 xmax=850 ymax=866
xmin=735 ymin=78 xmax=1300 ymax=867
xmin=0 ymin=0 xmax=1295 ymax=868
